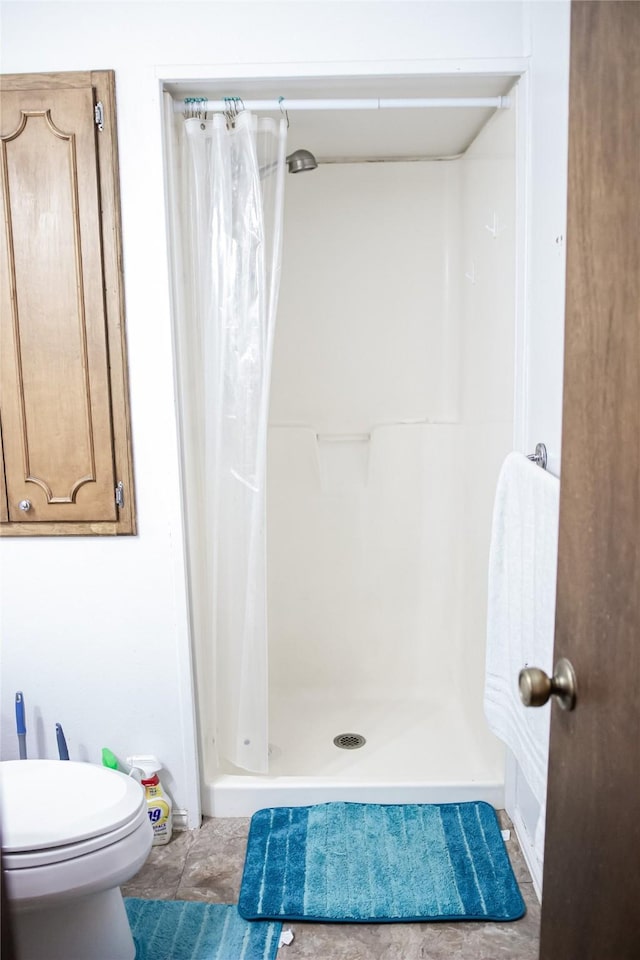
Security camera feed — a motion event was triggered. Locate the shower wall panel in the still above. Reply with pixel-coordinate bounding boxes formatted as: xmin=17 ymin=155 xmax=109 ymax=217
xmin=269 ymin=160 xmax=463 ymax=706
xmin=267 ymin=424 xmax=462 ymax=700
xmin=455 ymin=103 xmax=516 ymax=734
xmin=270 ymin=162 xmax=461 ymax=434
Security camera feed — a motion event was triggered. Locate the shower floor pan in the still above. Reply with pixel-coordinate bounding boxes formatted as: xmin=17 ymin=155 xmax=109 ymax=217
xmin=204 ymin=694 xmax=505 ymax=817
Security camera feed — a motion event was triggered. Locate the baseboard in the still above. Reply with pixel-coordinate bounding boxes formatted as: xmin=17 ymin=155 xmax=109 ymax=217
xmin=172 ymin=808 xmax=190 ymax=831
xmin=510 ymin=805 xmax=543 ymax=900
xmin=504 ymin=749 xmax=543 ymax=900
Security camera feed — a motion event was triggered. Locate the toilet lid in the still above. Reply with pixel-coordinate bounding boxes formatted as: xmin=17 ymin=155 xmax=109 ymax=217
xmin=0 ymin=760 xmax=146 ymax=851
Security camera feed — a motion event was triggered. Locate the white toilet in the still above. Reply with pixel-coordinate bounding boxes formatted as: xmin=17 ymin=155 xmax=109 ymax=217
xmin=1 ymin=759 xmax=153 ymax=960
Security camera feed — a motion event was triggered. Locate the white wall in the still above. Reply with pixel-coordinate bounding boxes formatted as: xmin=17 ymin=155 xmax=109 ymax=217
xmin=0 ymin=1 xmax=569 ymax=832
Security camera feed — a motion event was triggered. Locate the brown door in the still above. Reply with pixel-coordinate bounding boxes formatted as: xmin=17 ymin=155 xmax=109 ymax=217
xmin=539 ymin=3 xmax=640 ymax=958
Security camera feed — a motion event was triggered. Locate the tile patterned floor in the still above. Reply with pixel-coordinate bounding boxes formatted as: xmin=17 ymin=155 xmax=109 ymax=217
xmin=122 ymin=812 xmax=540 ymax=959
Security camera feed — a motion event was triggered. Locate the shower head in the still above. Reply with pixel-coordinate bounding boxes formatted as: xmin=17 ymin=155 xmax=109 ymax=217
xmin=286 ymin=148 xmax=318 ymax=174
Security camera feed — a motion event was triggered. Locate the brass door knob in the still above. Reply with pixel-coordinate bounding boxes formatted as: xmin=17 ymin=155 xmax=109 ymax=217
xmin=519 ymin=657 xmax=577 ymax=711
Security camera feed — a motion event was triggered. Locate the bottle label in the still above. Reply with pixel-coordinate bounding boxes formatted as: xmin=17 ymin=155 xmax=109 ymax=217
xmin=147 ymin=799 xmax=170 ymax=829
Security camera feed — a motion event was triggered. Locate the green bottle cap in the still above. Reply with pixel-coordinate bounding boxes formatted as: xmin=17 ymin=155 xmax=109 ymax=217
xmin=102 ymin=747 xmax=119 ymax=770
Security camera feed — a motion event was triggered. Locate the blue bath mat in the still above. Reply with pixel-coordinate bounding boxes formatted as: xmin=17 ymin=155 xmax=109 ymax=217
xmin=125 ymin=898 xmax=281 ymax=960
xmin=238 ymin=800 xmax=525 ymax=923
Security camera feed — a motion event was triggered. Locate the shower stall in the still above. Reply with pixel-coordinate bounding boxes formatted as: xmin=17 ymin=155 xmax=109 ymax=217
xmin=164 ymin=75 xmax=519 ymax=816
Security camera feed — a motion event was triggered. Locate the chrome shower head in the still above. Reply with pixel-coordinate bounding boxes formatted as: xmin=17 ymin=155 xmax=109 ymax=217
xmin=286 ymin=148 xmax=318 ymax=174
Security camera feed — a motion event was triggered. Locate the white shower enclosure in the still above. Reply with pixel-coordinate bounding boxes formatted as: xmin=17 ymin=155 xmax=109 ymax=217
xmin=165 ymin=74 xmax=519 ymax=817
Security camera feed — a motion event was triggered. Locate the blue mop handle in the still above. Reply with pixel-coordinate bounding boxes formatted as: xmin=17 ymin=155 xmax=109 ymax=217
xmin=15 ymin=692 xmax=27 ymax=759
xmin=56 ymin=723 xmax=69 ymax=760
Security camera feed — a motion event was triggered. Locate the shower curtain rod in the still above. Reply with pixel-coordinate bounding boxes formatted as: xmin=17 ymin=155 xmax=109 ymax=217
xmin=174 ymin=95 xmax=510 ymax=113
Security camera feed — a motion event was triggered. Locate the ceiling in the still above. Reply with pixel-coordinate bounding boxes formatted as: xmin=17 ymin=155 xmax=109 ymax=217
xmin=166 ymin=74 xmax=520 ymax=161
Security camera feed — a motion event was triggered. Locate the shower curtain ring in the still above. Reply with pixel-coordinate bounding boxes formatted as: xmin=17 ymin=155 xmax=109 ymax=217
xmin=278 ymin=96 xmax=290 ymax=128
xmin=223 ymin=97 xmax=244 ymax=128
xmin=184 ymin=97 xmax=208 ymax=121
xmin=224 ymin=96 xmax=236 ymax=128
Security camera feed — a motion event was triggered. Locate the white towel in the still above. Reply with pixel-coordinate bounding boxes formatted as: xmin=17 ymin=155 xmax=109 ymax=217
xmin=484 ymin=452 xmax=559 ymax=850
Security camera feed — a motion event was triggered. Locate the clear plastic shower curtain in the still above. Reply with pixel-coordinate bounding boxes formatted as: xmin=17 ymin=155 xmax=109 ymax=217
xmin=183 ymin=111 xmax=287 ymax=773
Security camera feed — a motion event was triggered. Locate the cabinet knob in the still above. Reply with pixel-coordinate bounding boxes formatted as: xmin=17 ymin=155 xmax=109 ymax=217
xmin=18 ymin=499 xmax=32 ymax=512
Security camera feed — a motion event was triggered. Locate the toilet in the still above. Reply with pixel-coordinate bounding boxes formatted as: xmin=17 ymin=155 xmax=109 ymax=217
xmin=0 ymin=759 xmax=153 ymax=960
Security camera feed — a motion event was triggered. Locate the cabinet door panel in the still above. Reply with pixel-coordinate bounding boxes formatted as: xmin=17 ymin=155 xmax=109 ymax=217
xmin=0 ymin=86 xmax=117 ymax=522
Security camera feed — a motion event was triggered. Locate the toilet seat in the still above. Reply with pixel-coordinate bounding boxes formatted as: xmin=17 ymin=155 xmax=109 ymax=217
xmin=2 ymin=803 xmax=148 ymax=870
xmin=0 ymin=760 xmax=148 ymax=869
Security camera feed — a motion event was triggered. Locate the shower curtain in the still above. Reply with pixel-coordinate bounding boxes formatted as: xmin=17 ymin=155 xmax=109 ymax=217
xmin=181 ymin=110 xmax=287 ymax=774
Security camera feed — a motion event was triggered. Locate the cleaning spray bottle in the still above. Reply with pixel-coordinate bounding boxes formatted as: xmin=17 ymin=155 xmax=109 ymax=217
xmin=126 ymin=754 xmax=173 ymax=845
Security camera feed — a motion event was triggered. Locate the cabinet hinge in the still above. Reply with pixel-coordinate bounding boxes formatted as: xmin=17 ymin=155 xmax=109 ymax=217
xmin=94 ymin=101 xmax=104 ymax=132
xmin=115 ymin=481 xmax=125 ymax=509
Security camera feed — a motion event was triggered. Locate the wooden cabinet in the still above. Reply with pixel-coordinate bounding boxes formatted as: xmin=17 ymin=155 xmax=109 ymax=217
xmin=0 ymin=71 xmax=135 ymax=535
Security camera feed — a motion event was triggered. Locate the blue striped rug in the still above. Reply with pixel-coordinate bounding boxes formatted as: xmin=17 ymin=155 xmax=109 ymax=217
xmin=125 ymin=898 xmax=281 ymax=960
xmin=238 ymin=800 xmax=525 ymax=923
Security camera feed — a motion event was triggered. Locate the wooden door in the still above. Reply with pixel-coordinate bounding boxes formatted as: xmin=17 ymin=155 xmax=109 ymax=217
xmin=539 ymin=3 xmax=640 ymax=957
xmin=0 ymin=72 xmax=135 ymax=534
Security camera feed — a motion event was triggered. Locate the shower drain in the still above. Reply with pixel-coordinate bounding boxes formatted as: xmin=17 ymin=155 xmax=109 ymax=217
xmin=333 ymin=733 xmax=366 ymax=750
